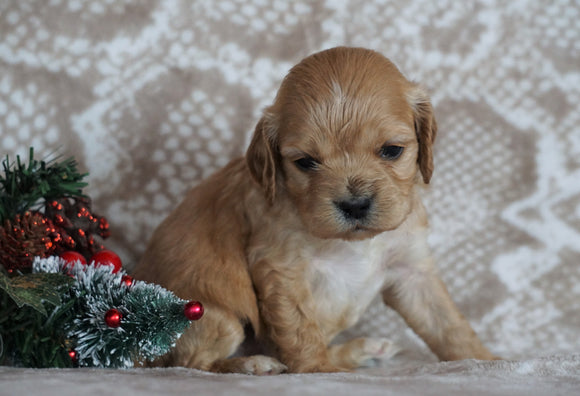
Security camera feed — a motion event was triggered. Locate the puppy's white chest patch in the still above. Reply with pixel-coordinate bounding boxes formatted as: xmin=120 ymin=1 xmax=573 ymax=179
xmin=306 ymin=234 xmax=392 ymax=330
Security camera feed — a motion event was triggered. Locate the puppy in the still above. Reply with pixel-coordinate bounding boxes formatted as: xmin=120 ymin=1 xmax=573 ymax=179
xmin=133 ymin=47 xmax=495 ymax=374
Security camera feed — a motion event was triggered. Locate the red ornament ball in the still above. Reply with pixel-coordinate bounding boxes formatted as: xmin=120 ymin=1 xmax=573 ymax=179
xmin=91 ymin=250 xmax=122 ymax=273
xmin=104 ymin=308 xmax=122 ymax=328
xmin=60 ymin=251 xmax=87 ymax=268
xmin=184 ymin=301 xmax=204 ymax=321
xmin=68 ymin=349 xmax=78 ymax=362
xmin=121 ymin=275 xmax=134 ymax=287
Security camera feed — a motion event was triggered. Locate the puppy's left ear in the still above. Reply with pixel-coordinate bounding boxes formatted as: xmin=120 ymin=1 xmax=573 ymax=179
xmin=246 ymin=111 xmax=279 ymax=203
xmin=407 ymin=85 xmax=437 ymax=184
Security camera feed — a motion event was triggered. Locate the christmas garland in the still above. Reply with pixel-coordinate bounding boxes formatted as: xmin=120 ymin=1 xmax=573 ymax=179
xmin=0 ymin=148 xmax=203 ymax=368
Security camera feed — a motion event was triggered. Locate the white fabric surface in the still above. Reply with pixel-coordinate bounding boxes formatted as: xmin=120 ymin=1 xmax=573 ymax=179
xmin=2 ymin=354 xmax=580 ymax=396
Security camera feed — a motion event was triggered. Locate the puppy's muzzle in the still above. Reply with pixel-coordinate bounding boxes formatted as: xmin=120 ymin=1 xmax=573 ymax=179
xmin=335 ymin=196 xmax=372 ymax=221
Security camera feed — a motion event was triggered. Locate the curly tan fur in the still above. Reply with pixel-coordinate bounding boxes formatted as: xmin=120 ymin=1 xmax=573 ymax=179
xmin=133 ymin=47 xmax=495 ymax=374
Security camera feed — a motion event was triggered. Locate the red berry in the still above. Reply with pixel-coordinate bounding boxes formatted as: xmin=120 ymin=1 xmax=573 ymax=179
xmin=121 ymin=275 xmax=134 ymax=287
xmin=91 ymin=250 xmax=122 ymax=273
xmin=59 ymin=251 xmax=87 ymax=270
xmin=184 ymin=301 xmax=204 ymax=321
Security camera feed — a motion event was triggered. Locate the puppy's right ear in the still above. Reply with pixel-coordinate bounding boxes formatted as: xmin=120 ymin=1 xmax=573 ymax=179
xmin=407 ymin=85 xmax=437 ymax=184
xmin=246 ymin=113 xmax=279 ymax=204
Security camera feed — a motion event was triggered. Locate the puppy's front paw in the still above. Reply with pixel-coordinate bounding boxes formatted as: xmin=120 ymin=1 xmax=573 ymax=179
xmin=361 ymin=337 xmax=400 ymax=361
xmin=240 ymin=355 xmax=288 ymax=375
xmin=328 ymin=337 xmax=400 ymax=369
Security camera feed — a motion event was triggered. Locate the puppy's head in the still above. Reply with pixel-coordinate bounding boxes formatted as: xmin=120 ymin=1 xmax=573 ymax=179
xmin=247 ymin=47 xmax=437 ymax=240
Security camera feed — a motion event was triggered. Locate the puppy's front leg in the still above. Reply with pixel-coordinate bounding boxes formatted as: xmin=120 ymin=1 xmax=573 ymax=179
xmin=382 ymin=256 xmax=495 ymax=361
xmin=251 ymin=261 xmax=344 ymax=373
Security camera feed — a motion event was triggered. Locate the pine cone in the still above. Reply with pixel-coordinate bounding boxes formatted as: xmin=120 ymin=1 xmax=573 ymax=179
xmin=45 ymin=197 xmax=110 ymax=259
xmin=0 ymin=212 xmax=59 ymax=273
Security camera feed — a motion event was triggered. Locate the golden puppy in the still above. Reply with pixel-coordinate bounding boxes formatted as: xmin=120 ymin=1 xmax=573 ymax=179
xmin=134 ymin=47 xmax=495 ymax=374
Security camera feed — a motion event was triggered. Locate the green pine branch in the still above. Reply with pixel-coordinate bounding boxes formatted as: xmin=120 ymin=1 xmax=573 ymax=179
xmin=0 ymin=147 xmax=89 ymax=223
xmin=0 ymin=270 xmax=73 ymax=315
xmin=0 ymin=269 xmax=76 ymax=367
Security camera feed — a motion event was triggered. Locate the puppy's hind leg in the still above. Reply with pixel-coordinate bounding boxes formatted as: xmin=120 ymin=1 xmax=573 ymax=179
xmin=151 ymin=304 xmax=240 ymax=369
xmin=158 ymin=304 xmax=286 ymax=375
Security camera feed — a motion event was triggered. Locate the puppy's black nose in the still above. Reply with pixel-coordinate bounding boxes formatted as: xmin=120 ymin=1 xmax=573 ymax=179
xmin=335 ymin=197 xmax=372 ymax=220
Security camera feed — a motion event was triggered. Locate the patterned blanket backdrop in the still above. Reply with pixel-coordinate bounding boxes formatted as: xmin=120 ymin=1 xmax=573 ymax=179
xmin=1 ymin=0 xmax=579 ymax=366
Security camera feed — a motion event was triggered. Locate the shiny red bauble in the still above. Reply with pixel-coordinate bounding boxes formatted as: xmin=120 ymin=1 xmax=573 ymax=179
xmin=104 ymin=308 xmax=122 ymax=328
xmin=183 ymin=301 xmax=204 ymax=321
xmin=59 ymin=251 xmax=87 ymax=267
xmin=91 ymin=250 xmax=122 ymax=273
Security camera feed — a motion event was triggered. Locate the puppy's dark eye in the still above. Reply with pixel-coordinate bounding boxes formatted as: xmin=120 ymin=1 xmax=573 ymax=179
xmin=294 ymin=156 xmax=318 ymax=171
xmin=379 ymin=145 xmax=404 ymax=160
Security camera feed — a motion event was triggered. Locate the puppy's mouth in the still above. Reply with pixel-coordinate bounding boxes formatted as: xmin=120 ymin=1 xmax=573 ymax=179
xmin=339 ymin=222 xmax=382 ymax=240
xmin=311 ymin=214 xmax=383 ymax=241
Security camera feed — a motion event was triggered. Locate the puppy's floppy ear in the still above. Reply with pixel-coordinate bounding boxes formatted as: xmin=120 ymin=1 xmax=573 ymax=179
xmin=407 ymin=85 xmax=437 ymax=184
xmin=246 ymin=112 xmax=279 ymax=203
